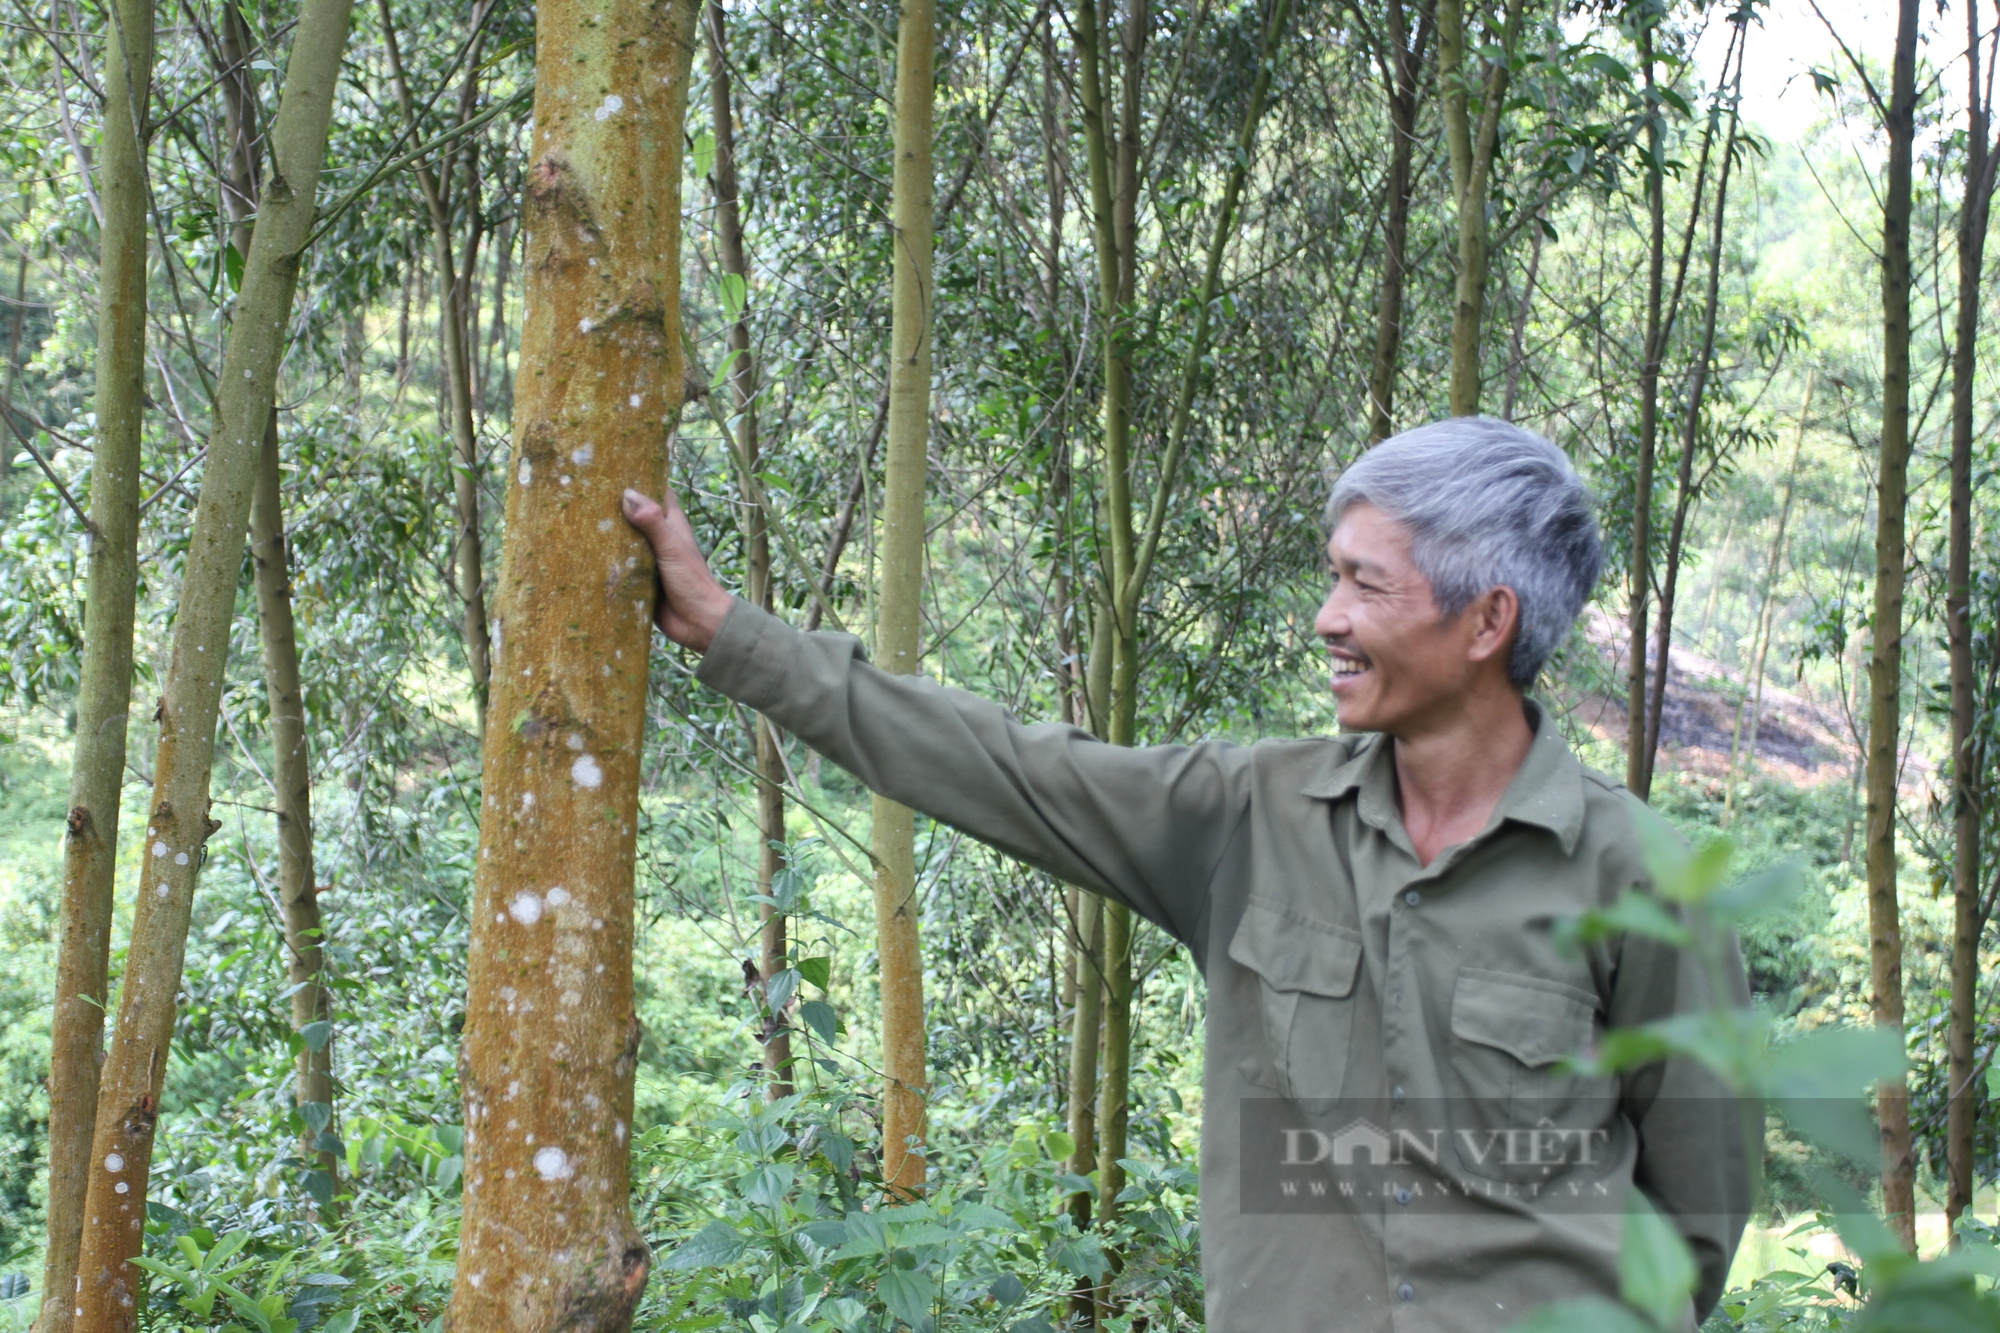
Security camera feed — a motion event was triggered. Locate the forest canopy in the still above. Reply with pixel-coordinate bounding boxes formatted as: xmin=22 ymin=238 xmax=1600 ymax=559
xmin=0 ymin=0 xmax=1997 ymax=1329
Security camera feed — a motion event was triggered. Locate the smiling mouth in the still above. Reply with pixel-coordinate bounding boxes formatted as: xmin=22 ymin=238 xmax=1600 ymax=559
xmin=1331 ymin=655 xmax=1371 ymax=680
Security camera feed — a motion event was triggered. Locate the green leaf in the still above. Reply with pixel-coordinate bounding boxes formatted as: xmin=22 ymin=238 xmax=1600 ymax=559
xmin=765 ymin=967 xmax=800 ymax=1013
xmin=301 ymin=1021 xmax=333 ymax=1052
xmin=740 ymin=1162 xmax=795 ymax=1208
xmin=988 ymin=1273 xmax=1026 ymax=1307
xmin=1619 ymin=1191 xmax=1697 ymax=1328
xmin=304 ymin=1170 xmax=334 ymax=1206
xmin=690 ymin=129 xmax=717 ymax=180
xmin=877 ymin=1268 xmax=936 ymax=1328
xmin=799 ymin=999 xmax=839 ymax=1045
xmin=1560 ymin=893 xmax=1691 ymax=951
xmin=795 ymin=955 xmax=832 ymax=991
xmin=952 ymin=1202 xmax=1015 ymax=1231
xmin=716 ymin=272 xmax=747 ymax=319
xmin=319 ymin=1312 xmax=360 ymax=1333
xmin=1051 ymin=1234 xmax=1109 ymax=1281
xmin=225 ymin=243 xmax=245 ymax=293
xmin=664 ymin=1220 xmax=747 ymax=1271
xmin=1041 ymin=1130 xmax=1075 ymax=1161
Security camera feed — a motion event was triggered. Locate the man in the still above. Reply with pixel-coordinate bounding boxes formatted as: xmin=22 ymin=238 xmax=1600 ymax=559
xmin=623 ymin=416 xmax=1751 ymax=1332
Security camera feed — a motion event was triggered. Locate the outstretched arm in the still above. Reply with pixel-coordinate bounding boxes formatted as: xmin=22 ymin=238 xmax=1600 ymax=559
xmin=622 ymin=487 xmax=1241 ymax=948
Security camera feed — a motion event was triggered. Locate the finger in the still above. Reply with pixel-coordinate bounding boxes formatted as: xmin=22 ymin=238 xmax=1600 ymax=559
xmin=622 ymin=488 xmax=673 ymax=554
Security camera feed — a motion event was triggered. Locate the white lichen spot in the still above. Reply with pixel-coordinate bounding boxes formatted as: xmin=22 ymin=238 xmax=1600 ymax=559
xmin=509 ymin=892 xmax=544 ymax=926
xmin=175 ymin=852 xmax=188 ymax=865
xmin=525 ymin=1132 xmax=536 ymax=1145
xmin=534 ymin=1146 xmax=574 ymax=1180
xmin=561 ymin=989 xmax=581 ymax=1007
xmin=115 ymin=1182 xmax=129 ymax=1194
xmin=571 ymin=443 xmax=593 ymax=464
xmin=518 ymin=457 xmax=533 ymax=486
xmin=615 ymin=1120 xmax=628 ymax=1144
xmin=495 ymin=912 xmax=506 ymax=923
xmin=594 ymin=963 xmax=605 ymax=974
xmin=469 ymin=1273 xmax=484 ymax=1289
xmin=578 ymin=316 xmax=595 ymax=334
xmin=546 ymin=886 xmax=571 ymax=907
xmin=503 ymin=1167 xmax=516 ymax=1180
xmin=597 ymin=518 xmax=613 ymax=532
xmin=520 ymin=791 xmax=536 ymax=810
xmin=152 ymin=841 xmax=168 ymax=858
xmin=593 ymin=918 xmax=605 ymax=930
xmin=105 ymin=1153 xmax=124 ymax=1173
xmin=594 ymin=93 xmax=624 ymax=121
xmin=571 ymin=754 xmax=603 ymax=789
xmin=566 ymin=732 xmax=585 ymax=751
xmin=628 ymin=393 xmax=641 ymax=407
xmin=559 ymin=475 xmax=571 ymax=486
xmin=156 ymin=883 xmax=170 ymax=898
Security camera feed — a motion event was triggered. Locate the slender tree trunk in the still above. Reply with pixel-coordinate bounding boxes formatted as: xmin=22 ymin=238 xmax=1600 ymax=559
xmin=706 ymin=0 xmax=792 ymax=1099
xmin=447 ymin=1 xmax=698 ymax=1327
xmin=1365 ymin=0 xmax=1431 ymax=443
xmin=1641 ymin=40 xmax=1746 ymax=794
xmin=872 ymin=0 xmax=936 ymax=1198
xmin=215 ymin=3 xmax=339 ymax=1225
xmin=1500 ymin=178 xmax=1548 ymax=422
xmin=1437 ymin=0 xmax=1523 ymax=416
xmin=1625 ymin=21 xmax=1665 ymax=796
xmin=1945 ymin=0 xmax=1996 ymax=1238
xmin=71 ymin=0 xmax=356 ymax=1325
xmin=1869 ymin=0 xmax=1921 ymax=1253
xmin=39 ymin=0 xmax=151 ymax=1326
xmin=249 ymin=416 xmax=337 ymax=1214
xmin=379 ymin=0 xmax=492 ymax=729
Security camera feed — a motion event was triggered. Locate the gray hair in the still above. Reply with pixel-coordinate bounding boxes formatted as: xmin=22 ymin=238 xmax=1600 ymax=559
xmin=1325 ymin=417 xmax=1603 ymax=688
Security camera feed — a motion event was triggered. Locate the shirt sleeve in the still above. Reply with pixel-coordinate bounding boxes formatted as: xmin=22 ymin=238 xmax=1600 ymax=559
xmin=692 ymin=598 xmax=1248 ymax=947
xmin=1610 ymin=920 xmax=1758 ymax=1323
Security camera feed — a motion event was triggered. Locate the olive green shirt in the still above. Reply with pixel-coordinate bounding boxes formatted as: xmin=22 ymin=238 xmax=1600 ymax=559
xmin=696 ymin=600 xmax=1752 ymax=1332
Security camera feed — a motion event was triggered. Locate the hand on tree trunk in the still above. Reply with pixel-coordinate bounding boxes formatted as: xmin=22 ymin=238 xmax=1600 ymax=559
xmin=624 ymin=486 xmax=733 ymax=651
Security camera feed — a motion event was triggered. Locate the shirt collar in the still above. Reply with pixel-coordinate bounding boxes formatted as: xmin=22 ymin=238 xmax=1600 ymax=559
xmin=1300 ymin=698 xmax=1588 ymax=856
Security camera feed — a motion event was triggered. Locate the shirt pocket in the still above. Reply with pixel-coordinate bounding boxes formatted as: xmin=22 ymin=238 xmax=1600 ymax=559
xmin=1447 ymin=967 xmax=1616 ymax=1181
xmin=1227 ymin=897 xmax=1365 ymax=1101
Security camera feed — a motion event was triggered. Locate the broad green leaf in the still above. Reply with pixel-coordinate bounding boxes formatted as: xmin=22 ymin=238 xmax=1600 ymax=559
xmin=877 ymin=1268 xmax=935 ymax=1328
xmin=799 ymin=999 xmax=839 ymax=1045
xmin=663 ymin=1219 xmax=747 ymax=1271
xmin=301 ymin=1021 xmax=333 ymax=1052
xmin=765 ymin=967 xmax=800 ymax=1014
xmin=741 ymin=1162 xmax=795 ymax=1208
xmin=988 ymin=1272 xmax=1026 ymax=1306
xmin=1619 ymin=1191 xmax=1697 ymax=1329
xmin=1041 ymin=1130 xmax=1075 ymax=1160
xmin=795 ymin=955 xmax=832 ymax=991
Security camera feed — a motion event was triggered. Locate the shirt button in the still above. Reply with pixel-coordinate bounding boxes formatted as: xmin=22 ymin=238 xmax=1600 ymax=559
xmin=1392 ymin=1085 xmax=1406 ymax=1106
xmin=1395 ymin=1187 xmax=1412 ymax=1206
xmin=1404 ymin=890 xmax=1421 ymax=906
xmin=1398 ymin=1282 xmax=1415 ymax=1302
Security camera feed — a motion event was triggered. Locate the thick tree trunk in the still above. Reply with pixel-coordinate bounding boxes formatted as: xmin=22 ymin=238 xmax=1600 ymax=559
xmin=1945 ymin=0 xmax=1995 ymax=1238
xmin=1437 ymin=0 xmax=1522 ymax=416
xmin=70 ymin=0 xmax=355 ymax=1326
xmin=1868 ymin=0 xmax=1920 ymax=1254
xmin=872 ymin=0 xmax=936 ymax=1198
xmin=249 ymin=416 xmax=338 ymax=1214
xmin=379 ymin=0 xmax=492 ymax=729
xmin=1365 ymin=0 xmax=1431 ymax=444
xmin=39 ymin=0 xmax=152 ymax=1327
xmin=1640 ymin=38 xmax=1745 ymax=794
xmin=447 ymin=1 xmax=698 ymax=1327
xmin=706 ymin=0 xmax=792 ymax=1098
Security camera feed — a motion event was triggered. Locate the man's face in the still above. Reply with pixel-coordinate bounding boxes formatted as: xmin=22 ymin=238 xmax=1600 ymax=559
xmin=1312 ymin=503 xmax=1495 ymax=735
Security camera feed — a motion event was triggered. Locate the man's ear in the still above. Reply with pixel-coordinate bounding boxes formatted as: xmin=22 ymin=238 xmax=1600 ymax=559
xmin=1463 ymin=586 xmax=1520 ymax=667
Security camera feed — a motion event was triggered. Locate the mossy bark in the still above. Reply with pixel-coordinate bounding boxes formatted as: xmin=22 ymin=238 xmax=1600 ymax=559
xmin=446 ymin=0 xmax=698 ymax=1326
xmin=39 ymin=0 xmax=151 ymax=1328
xmin=873 ymin=0 xmax=936 ymax=1198
xmin=71 ymin=0 xmax=355 ymax=1326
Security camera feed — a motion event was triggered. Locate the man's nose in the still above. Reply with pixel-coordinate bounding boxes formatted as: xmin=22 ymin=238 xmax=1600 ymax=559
xmin=1312 ymin=586 xmax=1347 ymax=639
